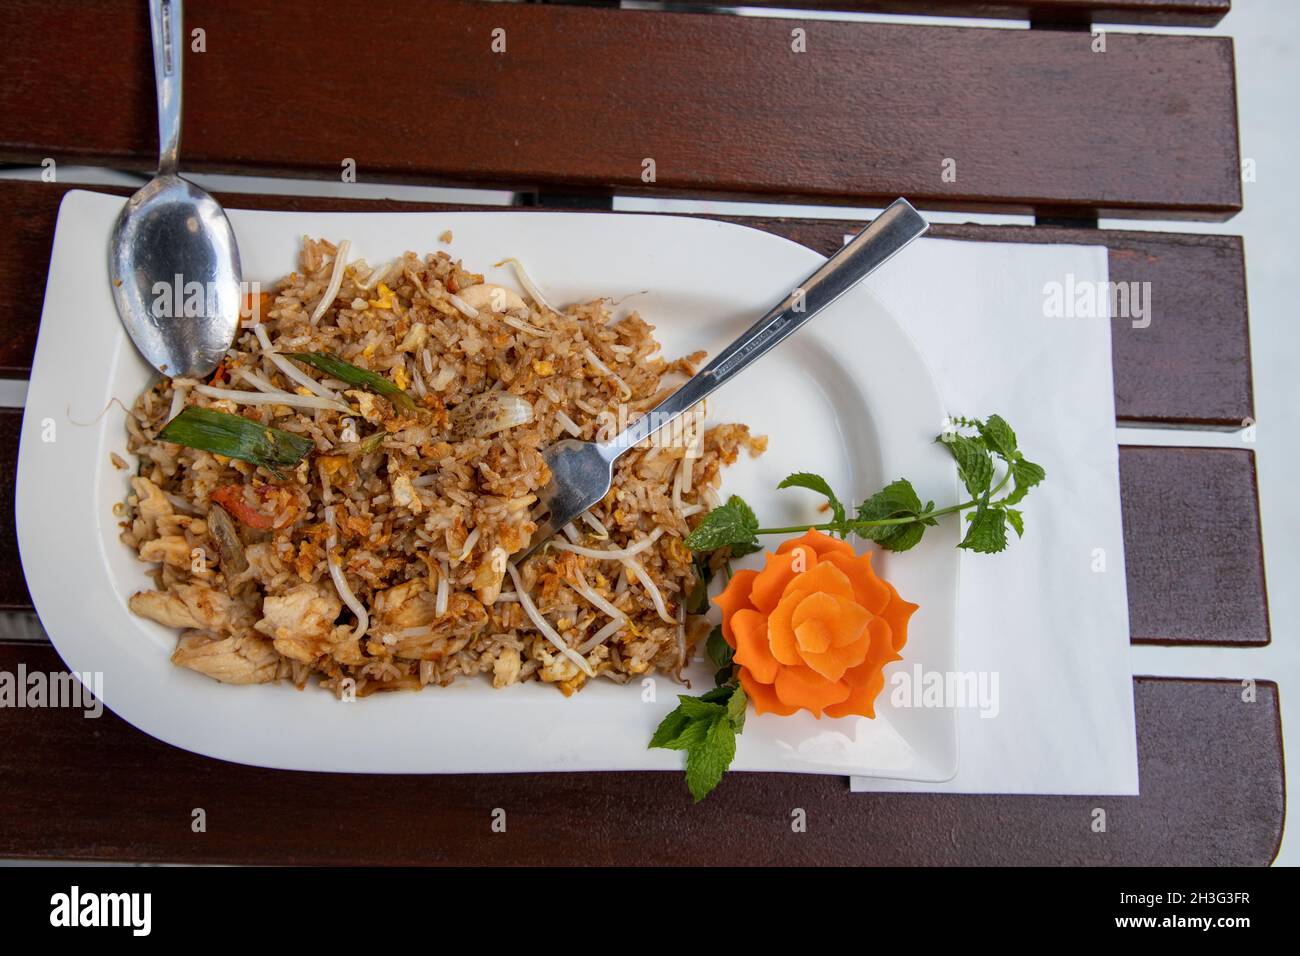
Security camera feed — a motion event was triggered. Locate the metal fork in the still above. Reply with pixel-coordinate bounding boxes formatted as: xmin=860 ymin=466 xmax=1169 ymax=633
xmin=515 ymin=198 xmax=929 ymax=563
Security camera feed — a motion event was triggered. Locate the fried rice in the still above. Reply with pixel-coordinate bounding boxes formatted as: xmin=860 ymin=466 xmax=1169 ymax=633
xmin=120 ymin=237 xmax=764 ymax=698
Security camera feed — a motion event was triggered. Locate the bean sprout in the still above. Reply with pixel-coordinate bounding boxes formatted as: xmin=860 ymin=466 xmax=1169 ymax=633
xmin=622 ymin=556 xmax=675 ymax=624
xmin=194 ymin=383 xmax=353 ymax=414
xmin=506 ymin=563 xmax=596 ymax=677
xmin=309 ymin=240 xmax=351 ymax=325
xmin=323 ymin=504 xmax=369 ymax=640
xmin=548 ymin=526 xmax=664 ymax=560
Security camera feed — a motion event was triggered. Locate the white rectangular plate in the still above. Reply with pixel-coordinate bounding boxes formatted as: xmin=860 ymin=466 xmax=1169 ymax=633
xmin=18 ymin=190 xmax=959 ymax=780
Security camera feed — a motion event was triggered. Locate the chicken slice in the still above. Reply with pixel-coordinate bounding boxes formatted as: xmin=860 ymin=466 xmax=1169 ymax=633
xmin=138 ymin=534 xmax=193 ymax=569
xmin=375 ymin=579 xmax=439 ymax=628
xmin=254 ymin=583 xmax=343 ymax=663
xmin=492 ymin=646 xmax=522 ymax=688
xmin=472 ymin=548 xmax=507 ymax=605
xmin=388 ymin=594 xmax=487 ymax=659
xmin=171 ymin=630 xmax=280 ymax=684
xmin=129 ymin=583 xmax=235 ymax=631
xmin=131 ymin=476 xmax=174 ymax=523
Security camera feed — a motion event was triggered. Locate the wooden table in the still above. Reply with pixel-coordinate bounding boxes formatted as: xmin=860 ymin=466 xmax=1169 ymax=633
xmin=0 ymin=0 xmax=1281 ymax=865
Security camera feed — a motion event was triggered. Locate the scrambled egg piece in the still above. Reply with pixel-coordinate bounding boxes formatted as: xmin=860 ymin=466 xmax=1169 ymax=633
xmin=396 ymin=322 xmax=428 ymax=354
xmin=391 ymin=473 xmax=423 ymax=514
xmin=347 ymin=390 xmax=384 ymax=423
xmin=368 ymin=282 xmax=396 ymax=312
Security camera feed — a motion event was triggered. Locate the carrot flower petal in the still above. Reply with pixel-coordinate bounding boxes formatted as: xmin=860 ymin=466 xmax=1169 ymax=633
xmin=822 ymin=551 xmax=891 ymax=615
xmin=714 ymin=568 xmax=759 ymax=648
xmin=782 ymin=560 xmax=854 ymax=603
xmin=740 ymin=669 xmax=799 ymax=717
xmin=880 ymin=582 xmax=920 ymax=652
xmin=774 ymin=665 xmax=851 ymax=717
xmin=792 ymin=592 xmax=869 ymax=646
xmin=749 ymin=546 xmax=815 ymax=613
xmin=841 ymin=617 xmax=894 ymax=687
xmin=794 ymin=617 xmax=832 ymax=654
xmin=766 ymin=587 xmax=809 ymax=666
xmin=825 ymin=667 xmax=888 ymax=719
xmin=777 ymin=528 xmax=855 ymax=560
xmin=731 ymin=608 xmax=780 ymax=684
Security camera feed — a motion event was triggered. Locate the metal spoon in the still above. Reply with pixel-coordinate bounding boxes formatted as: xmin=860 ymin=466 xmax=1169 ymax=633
xmin=109 ymin=0 xmax=241 ymax=379
xmin=517 ymin=197 xmax=930 ymax=562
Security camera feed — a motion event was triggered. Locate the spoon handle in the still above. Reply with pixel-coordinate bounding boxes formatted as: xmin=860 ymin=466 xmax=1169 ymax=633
xmin=600 ymin=198 xmax=929 ymax=457
xmin=149 ymin=0 xmax=183 ymax=176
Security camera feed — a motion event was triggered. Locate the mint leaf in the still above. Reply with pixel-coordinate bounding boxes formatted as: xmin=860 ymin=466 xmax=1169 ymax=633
xmin=684 ymin=577 xmax=708 ymax=615
xmin=856 ymin=478 xmax=924 ymax=520
xmin=778 ymin=472 xmax=846 ymax=528
xmin=872 ymin=521 xmax=927 ymax=552
xmin=1004 ymin=507 xmax=1024 ymax=537
xmin=677 ymin=695 xmax=727 ymax=721
xmin=725 ymin=683 xmax=748 ymax=733
xmin=959 ymin=506 xmax=1008 ymax=553
xmin=854 ymin=479 xmax=933 ymax=551
xmin=706 ymin=626 xmax=734 ymax=686
xmin=685 ymin=555 xmax=712 ymax=615
xmin=977 ymin=414 xmax=1018 ymax=460
xmin=731 ymin=495 xmax=758 ymax=529
xmin=937 ymin=433 xmax=993 ymax=497
xmin=706 ymin=626 xmax=732 ymax=670
xmin=648 ymin=708 xmax=693 ymax=749
xmin=1002 ymin=458 xmax=1046 ymax=506
xmin=662 ymin=718 xmax=712 ymax=751
xmin=684 ymin=495 xmax=760 ymax=553
xmin=698 ymin=685 xmax=735 ymax=704
xmin=685 ymin=715 xmax=736 ymax=802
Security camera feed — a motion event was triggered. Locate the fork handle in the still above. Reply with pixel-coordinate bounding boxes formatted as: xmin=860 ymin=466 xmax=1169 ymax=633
xmin=599 ymin=198 xmax=929 ymax=458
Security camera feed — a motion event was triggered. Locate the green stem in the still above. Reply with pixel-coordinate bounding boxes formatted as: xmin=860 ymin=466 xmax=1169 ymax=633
xmin=754 ymin=463 xmax=1014 ymax=536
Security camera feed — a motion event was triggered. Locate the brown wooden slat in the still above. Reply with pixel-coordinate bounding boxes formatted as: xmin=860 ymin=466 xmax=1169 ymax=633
xmin=0 ymin=410 xmax=24 ymax=613
xmin=0 ymin=182 xmax=1256 ymax=427
xmin=1121 ymin=446 xmax=1269 ymax=645
xmin=657 ymin=0 xmax=1231 ymax=28
xmin=0 ymin=646 xmax=1281 ymax=864
xmin=0 ymin=406 xmax=1270 ymax=647
xmin=0 ymin=0 xmax=1241 ymax=219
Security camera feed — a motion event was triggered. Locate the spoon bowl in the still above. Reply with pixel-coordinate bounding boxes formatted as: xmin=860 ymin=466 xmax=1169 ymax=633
xmin=110 ymin=172 xmax=242 ymax=378
xmin=109 ymin=0 xmax=241 ymax=380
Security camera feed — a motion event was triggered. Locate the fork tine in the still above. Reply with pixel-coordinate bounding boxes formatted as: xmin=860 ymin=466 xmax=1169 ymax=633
xmin=514 ymin=514 xmax=563 ymax=565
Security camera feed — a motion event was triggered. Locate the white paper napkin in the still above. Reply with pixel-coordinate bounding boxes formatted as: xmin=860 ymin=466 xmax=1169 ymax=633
xmin=850 ymin=236 xmax=1138 ymax=795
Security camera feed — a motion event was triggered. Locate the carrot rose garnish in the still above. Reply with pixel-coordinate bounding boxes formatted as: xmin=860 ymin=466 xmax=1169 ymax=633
xmin=717 ymin=529 xmax=917 ymax=719
xmin=654 ymin=415 xmax=1042 ymax=801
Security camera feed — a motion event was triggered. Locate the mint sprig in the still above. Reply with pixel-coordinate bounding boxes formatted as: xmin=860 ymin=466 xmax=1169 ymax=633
xmin=649 ymin=682 xmax=747 ymax=801
xmin=682 ymin=414 xmax=1044 ymax=556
